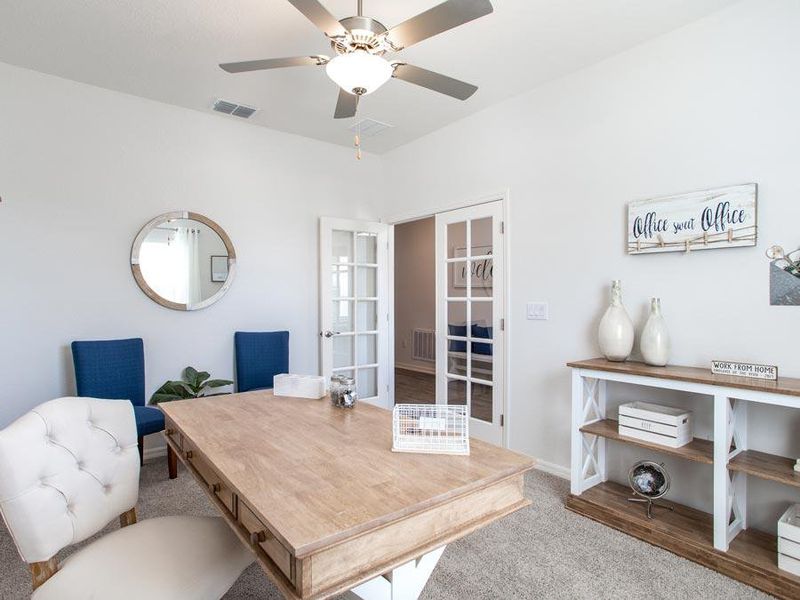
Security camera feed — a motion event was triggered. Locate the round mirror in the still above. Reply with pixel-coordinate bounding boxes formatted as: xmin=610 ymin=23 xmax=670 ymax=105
xmin=131 ymin=211 xmax=236 ymax=311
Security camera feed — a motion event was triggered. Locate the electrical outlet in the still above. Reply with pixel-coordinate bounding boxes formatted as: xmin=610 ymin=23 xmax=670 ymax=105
xmin=527 ymin=302 xmax=549 ymax=320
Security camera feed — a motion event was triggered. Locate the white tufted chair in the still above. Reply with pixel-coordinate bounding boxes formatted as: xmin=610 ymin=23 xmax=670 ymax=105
xmin=0 ymin=397 xmax=254 ymax=599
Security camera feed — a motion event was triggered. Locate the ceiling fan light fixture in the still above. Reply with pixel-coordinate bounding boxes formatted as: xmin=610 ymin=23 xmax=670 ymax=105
xmin=325 ymin=50 xmax=392 ymax=95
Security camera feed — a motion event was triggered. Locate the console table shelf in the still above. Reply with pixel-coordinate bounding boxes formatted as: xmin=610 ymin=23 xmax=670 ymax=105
xmin=729 ymin=450 xmax=800 ymax=489
xmin=568 ymin=358 xmax=800 ymax=599
xmin=567 ymin=481 xmax=800 ymax=600
xmin=579 ymin=418 xmax=714 ymax=464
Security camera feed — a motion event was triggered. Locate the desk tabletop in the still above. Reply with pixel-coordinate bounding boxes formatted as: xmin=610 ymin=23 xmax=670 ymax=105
xmin=161 ymin=392 xmax=533 ymax=558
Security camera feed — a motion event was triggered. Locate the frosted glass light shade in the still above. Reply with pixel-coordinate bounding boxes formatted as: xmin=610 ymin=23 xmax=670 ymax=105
xmin=326 ymin=50 xmax=393 ymax=95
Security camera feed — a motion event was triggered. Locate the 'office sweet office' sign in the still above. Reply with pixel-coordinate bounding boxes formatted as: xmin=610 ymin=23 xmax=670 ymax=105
xmin=628 ymin=184 xmax=757 ymax=255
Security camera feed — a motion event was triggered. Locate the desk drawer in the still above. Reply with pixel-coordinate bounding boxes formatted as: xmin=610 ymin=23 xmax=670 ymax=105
xmin=184 ymin=446 xmax=236 ymax=517
xmin=164 ymin=420 xmax=182 ymax=450
xmin=239 ymin=501 xmax=293 ymax=582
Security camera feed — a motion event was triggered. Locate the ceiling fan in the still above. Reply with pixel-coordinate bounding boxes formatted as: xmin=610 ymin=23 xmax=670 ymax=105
xmin=219 ymin=0 xmax=493 ymax=119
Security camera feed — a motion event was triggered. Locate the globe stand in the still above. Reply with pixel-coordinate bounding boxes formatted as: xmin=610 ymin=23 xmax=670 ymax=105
xmin=627 ymin=497 xmax=674 ymax=520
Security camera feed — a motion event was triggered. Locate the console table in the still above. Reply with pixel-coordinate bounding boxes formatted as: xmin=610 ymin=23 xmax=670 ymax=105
xmin=567 ymin=358 xmax=800 ymax=599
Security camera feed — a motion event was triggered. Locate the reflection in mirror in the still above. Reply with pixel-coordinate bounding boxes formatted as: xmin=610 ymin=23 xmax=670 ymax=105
xmin=132 ymin=211 xmax=236 ymax=311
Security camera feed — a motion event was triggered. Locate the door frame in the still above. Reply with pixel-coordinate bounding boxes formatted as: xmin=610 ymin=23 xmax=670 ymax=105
xmin=383 ymin=189 xmax=511 ymax=449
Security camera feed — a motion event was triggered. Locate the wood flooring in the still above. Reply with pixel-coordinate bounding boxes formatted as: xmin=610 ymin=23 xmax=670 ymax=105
xmin=394 ymin=368 xmax=492 ymax=423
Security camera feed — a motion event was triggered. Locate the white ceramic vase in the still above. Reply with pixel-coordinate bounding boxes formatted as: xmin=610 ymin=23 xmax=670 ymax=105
xmin=641 ymin=297 xmax=670 ymax=367
xmin=598 ymin=280 xmax=634 ymax=362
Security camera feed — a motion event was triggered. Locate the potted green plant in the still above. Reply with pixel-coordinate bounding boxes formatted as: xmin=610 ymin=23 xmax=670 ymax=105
xmin=151 ymin=366 xmax=233 ymax=404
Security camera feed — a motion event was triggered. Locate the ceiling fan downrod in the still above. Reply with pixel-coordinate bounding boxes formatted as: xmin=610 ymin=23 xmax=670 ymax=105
xmin=357 ymin=0 xmax=362 ymax=17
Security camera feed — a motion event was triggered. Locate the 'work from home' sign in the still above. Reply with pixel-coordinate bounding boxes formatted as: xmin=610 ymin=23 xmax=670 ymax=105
xmin=628 ymin=184 xmax=757 ymax=255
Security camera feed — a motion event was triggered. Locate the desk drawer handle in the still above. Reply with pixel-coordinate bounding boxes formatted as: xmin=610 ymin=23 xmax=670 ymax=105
xmin=250 ymin=530 xmax=267 ymax=545
xmin=185 ymin=450 xmax=193 ymax=460
xmin=165 ymin=428 xmax=174 ymax=436
xmin=211 ymin=483 xmax=221 ymax=493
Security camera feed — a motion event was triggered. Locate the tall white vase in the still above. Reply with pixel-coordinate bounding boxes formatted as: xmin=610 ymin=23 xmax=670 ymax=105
xmin=641 ymin=298 xmax=670 ymax=367
xmin=598 ymin=280 xmax=634 ymax=362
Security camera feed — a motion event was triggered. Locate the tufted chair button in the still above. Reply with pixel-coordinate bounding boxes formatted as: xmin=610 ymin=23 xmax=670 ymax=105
xmin=103 ymin=484 xmax=112 ymax=494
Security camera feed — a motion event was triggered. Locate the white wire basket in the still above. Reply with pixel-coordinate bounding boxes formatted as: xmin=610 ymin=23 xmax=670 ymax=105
xmin=392 ymin=404 xmax=469 ymax=456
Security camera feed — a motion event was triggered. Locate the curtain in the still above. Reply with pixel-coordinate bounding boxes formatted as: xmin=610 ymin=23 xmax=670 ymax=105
xmin=139 ymin=226 xmax=200 ymax=305
xmin=173 ymin=227 xmax=201 ymax=305
xmin=187 ymin=228 xmax=201 ymax=305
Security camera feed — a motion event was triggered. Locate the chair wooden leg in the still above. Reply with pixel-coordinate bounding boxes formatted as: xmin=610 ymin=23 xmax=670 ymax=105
xmin=137 ymin=436 xmax=144 ymax=466
xmin=168 ymin=445 xmax=178 ymax=479
xmin=30 ymin=557 xmax=58 ymax=591
xmin=119 ymin=507 xmax=137 ymax=528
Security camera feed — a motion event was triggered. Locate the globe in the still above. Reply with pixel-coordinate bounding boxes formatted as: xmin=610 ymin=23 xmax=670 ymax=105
xmin=628 ymin=461 xmax=670 ymax=499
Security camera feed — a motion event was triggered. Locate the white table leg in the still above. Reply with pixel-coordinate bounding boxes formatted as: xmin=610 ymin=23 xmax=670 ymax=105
xmin=345 ymin=546 xmax=446 ymax=600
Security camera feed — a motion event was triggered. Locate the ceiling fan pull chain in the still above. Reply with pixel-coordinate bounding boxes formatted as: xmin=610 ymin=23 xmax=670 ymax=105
xmin=354 ymin=121 xmax=362 ymax=160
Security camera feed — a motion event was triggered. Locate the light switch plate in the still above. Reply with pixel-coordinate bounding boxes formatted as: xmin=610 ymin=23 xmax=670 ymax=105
xmin=527 ymin=302 xmax=549 ymax=320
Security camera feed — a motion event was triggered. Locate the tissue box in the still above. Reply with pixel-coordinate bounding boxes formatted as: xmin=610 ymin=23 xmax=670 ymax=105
xmin=618 ymin=401 xmax=693 ymax=448
xmin=779 ymin=504 xmax=800 ymax=576
xmin=273 ymin=374 xmax=326 ymax=399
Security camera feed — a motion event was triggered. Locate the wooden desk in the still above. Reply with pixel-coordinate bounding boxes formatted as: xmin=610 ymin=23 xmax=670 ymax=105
xmin=161 ymin=392 xmax=533 ymax=600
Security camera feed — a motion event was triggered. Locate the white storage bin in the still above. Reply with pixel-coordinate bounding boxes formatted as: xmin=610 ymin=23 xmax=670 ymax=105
xmin=778 ymin=504 xmax=800 ymax=576
xmin=273 ymin=374 xmax=327 ymax=399
xmin=618 ymin=401 xmax=693 ymax=448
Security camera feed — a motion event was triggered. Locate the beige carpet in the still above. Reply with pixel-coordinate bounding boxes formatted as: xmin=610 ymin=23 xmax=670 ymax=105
xmin=1 ymin=457 xmax=768 ymax=599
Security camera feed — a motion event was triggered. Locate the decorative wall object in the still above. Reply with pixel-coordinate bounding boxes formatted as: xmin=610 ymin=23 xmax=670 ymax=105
xmin=711 ymin=360 xmax=778 ymax=381
xmin=453 ymin=245 xmax=493 ymax=288
xmin=641 ymin=298 xmax=670 ymax=366
xmin=767 ymin=245 xmax=800 ymax=306
xmin=598 ymin=280 xmax=634 ymax=362
xmin=210 ymin=255 xmax=229 ymax=282
xmin=628 ymin=184 xmax=757 ymax=254
xmin=131 ymin=210 xmax=236 ymax=311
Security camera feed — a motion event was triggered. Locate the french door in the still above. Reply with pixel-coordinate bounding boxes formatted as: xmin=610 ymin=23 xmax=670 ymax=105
xmin=435 ymin=202 xmax=505 ymax=444
xmin=319 ymin=218 xmax=390 ymax=408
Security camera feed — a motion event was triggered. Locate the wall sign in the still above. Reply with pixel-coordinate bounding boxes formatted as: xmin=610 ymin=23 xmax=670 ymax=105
xmin=711 ymin=360 xmax=778 ymax=381
xmin=453 ymin=246 xmax=493 ymax=289
xmin=628 ymin=184 xmax=757 ymax=255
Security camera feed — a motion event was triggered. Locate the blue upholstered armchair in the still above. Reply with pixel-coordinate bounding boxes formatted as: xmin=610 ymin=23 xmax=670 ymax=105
xmin=234 ymin=331 xmax=289 ymax=393
xmin=71 ymin=338 xmax=177 ymax=479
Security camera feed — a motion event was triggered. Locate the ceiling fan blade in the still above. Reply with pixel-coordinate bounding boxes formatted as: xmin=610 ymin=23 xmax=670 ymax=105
xmin=219 ymin=56 xmax=327 ymax=73
xmin=334 ymin=89 xmax=359 ymax=119
xmin=384 ymin=0 xmax=493 ymax=50
xmin=286 ymin=0 xmax=348 ymax=38
xmin=392 ymin=63 xmax=477 ymax=100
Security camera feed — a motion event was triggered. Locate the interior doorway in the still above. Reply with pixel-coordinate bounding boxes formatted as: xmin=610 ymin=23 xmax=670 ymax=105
xmin=391 ymin=198 xmax=506 ymax=446
xmin=393 ymin=216 xmax=437 ymax=404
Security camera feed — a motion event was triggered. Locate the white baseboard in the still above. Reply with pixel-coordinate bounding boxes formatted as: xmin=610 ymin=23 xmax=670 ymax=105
xmin=144 ymin=444 xmax=167 ymax=461
xmin=395 ymin=361 xmax=436 ymax=375
xmin=533 ymin=458 xmax=570 ymax=480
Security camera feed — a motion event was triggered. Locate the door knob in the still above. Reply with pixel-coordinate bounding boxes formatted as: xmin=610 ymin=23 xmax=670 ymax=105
xmin=321 ymin=330 xmax=341 ymax=338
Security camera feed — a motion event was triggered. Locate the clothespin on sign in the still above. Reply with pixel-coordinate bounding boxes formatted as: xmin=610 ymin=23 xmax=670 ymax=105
xmin=636 ymin=239 xmax=642 ymax=252
xmin=728 ymin=229 xmax=734 ymax=243
xmin=685 ymin=240 xmax=691 ymax=253
xmin=658 ymin=234 xmax=665 ymax=248
xmin=703 ymin=231 xmax=709 ymax=246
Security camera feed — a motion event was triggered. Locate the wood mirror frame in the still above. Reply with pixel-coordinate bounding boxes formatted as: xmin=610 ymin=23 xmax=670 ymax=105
xmin=131 ymin=210 xmax=237 ymax=311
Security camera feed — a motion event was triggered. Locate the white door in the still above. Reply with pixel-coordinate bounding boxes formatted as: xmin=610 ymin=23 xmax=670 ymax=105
xmin=435 ymin=202 xmax=504 ymax=444
xmin=320 ymin=217 xmax=390 ymax=408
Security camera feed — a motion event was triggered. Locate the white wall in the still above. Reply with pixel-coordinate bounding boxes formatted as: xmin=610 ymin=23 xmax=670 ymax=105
xmin=0 ymin=62 xmax=383 ymax=454
xmin=381 ymin=0 xmax=800 ymax=529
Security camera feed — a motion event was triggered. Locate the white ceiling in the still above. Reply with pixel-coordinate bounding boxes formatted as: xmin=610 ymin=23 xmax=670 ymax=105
xmin=0 ymin=0 xmax=737 ymax=153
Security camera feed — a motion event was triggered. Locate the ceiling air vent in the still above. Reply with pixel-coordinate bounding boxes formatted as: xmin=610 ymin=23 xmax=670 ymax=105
xmin=349 ymin=118 xmax=393 ymax=139
xmin=213 ymin=99 xmax=258 ymax=119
